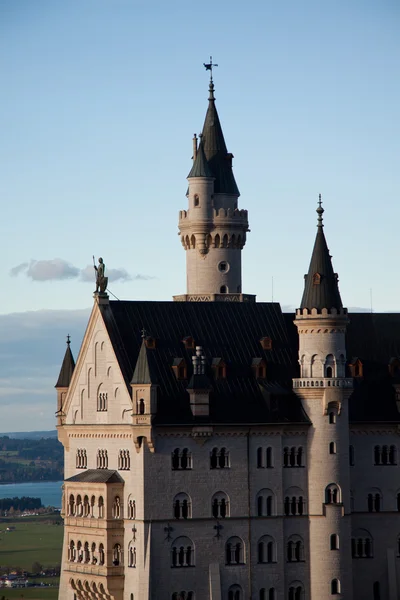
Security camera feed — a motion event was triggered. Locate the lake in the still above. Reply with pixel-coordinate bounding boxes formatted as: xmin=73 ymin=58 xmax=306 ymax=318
xmin=0 ymin=481 xmax=63 ymax=508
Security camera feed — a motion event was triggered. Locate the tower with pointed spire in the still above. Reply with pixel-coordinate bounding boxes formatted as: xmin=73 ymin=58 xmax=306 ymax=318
xmin=293 ymin=197 xmax=354 ymax=600
xmin=176 ymin=77 xmax=251 ymax=301
xmin=55 ymin=335 xmax=75 ymax=425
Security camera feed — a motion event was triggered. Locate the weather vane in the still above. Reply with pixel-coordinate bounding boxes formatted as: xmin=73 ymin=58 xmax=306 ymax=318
xmin=203 ymin=55 xmax=218 ymax=81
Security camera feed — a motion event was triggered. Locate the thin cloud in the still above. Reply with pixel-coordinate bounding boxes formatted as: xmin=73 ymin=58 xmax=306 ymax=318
xmin=10 ymin=259 xmax=153 ymax=284
xmin=10 ymin=259 xmax=79 ymax=281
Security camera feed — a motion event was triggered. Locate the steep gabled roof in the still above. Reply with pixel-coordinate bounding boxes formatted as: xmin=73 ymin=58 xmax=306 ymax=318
xmin=99 ymin=300 xmax=308 ymax=425
xmin=131 ymin=338 xmax=158 ymax=385
xmin=201 ymin=81 xmax=240 ymax=196
xmin=55 ymin=338 xmax=75 ymax=388
xmin=187 ymin=140 xmax=214 ymax=179
xmin=66 ymin=469 xmax=124 ymax=484
xmin=300 ymin=201 xmax=343 ymax=311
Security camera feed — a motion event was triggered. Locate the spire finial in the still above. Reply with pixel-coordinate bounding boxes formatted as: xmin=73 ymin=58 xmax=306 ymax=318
xmin=316 ymin=193 xmax=324 ymax=228
xmin=66 ymin=334 xmax=71 ymax=346
xmin=203 ymin=55 xmax=218 ymax=100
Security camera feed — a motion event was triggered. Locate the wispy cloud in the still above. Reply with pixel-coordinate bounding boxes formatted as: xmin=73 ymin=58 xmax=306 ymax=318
xmin=10 ymin=258 xmax=154 ymax=284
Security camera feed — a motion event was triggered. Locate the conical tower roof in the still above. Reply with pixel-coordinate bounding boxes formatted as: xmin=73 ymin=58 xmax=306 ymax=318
xmin=201 ymin=80 xmax=240 ymax=195
xmin=55 ymin=336 xmax=75 ymax=388
xmin=131 ymin=337 xmax=158 ymax=385
xmin=187 ymin=139 xmax=214 ymax=178
xmin=300 ymin=198 xmax=343 ymax=311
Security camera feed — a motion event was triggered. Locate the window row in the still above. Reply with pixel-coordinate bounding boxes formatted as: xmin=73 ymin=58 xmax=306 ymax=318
xmin=68 ymin=540 xmax=133 ymax=567
xmin=171 ymin=445 xmax=304 ymax=470
xmin=374 ymin=445 xmax=397 ymax=465
xmin=76 ymin=448 xmax=87 ymax=469
xmin=67 ymin=494 xmax=135 ymax=519
xmin=75 ymin=448 xmax=131 ymax=470
xmin=171 ymin=489 xmax=307 ymax=518
xmin=170 ymin=535 xmax=305 ymax=567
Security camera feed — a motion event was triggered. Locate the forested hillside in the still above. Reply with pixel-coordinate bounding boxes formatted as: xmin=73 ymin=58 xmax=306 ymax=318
xmin=0 ymin=437 xmax=63 ymax=483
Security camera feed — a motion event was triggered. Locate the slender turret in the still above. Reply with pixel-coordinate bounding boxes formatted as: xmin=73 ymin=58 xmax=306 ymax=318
xmin=176 ymin=77 xmax=251 ymax=301
xmin=293 ymin=197 xmax=353 ymax=600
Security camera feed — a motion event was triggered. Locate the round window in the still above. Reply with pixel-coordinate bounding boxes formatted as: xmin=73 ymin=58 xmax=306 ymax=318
xmin=218 ymin=261 xmax=229 ymax=273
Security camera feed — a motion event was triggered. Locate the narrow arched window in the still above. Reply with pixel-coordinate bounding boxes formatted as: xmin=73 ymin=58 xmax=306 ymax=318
xmin=266 ymin=447 xmax=273 ymax=468
xmin=331 ymin=579 xmax=340 ymax=594
xmin=329 ymin=412 xmax=336 ymax=424
xmin=220 ymin=285 xmax=227 ymax=294
xmin=329 ymin=442 xmax=336 ymax=455
xmin=373 ymin=583 xmax=380 ymax=600
xmin=139 ymin=399 xmax=145 ymax=414
xmin=257 ymin=447 xmax=263 ymax=468
xmin=330 ymin=534 xmax=339 ymax=550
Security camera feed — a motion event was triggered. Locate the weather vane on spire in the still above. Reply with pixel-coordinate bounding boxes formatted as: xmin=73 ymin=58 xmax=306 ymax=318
xmin=316 ymin=193 xmax=324 ymax=227
xmin=203 ymin=56 xmax=218 ymax=81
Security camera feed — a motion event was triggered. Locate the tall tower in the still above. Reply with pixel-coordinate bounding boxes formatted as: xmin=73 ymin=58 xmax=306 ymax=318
xmin=293 ymin=198 xmax=354 ymax=600
xmin=176 ymin=77 xmax=251 ymax=301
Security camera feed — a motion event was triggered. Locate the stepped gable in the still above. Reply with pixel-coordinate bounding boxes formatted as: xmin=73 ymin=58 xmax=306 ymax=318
xmin=284 ymin=311 xmax=400 ymax=423
xmin=100 ymin=300 xmax=309 ymax=425
xmin=66 ymin=469 xmax=124 ymax=484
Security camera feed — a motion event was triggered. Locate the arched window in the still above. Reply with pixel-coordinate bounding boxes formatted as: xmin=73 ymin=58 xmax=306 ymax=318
xmin=225 ymin=536 xmax=245 ymax=565
xmin=210 ymin=447 xmax=229 ymax=469
xmin=329 ymin=412 xmax=336 ymax=424
xmin=173 ymin=493 xmax=192 ymax=519
xmin=77 ymin=541 xmax=82 ymax=562
xmin=325 ymin=354 xmax=335 ymax=378
xmin=256 ymin=489 xmax=275 ymax=516
xmin=329 ymin=442 xmax=336 ymax=455
xmin=214 ymin=234 xmax=220 ymax=248
xmin=128 ymin=498 xmax=136 ymax=519
xmin=113 ymin=496 xmax=121 ymax=519
xmin=113 ymin=543 xmax=122 ymax=566
xmin=84 ymin=541 xmax=90 ymax=563
xmin=325 ymin=484 xmax=341 ymax=504
xmin=266 ymin=447 xmax=273 ymax=467
xmin=288 ymin=583 xmax=304 ymax=600
xmin=257 ymin=447 xmax=263 ymax=468
xmin=228 ymin=585 xmax=242 ymax=600
xmin=99 ymin=543 xmax=105 ymax=565
xmin=367 ymin=490 xmax=381 ymax=512
xmin=83 ymin=495 xmax=90 ymax=517
xmin=287 ymin=536 xmax=304 ymax=562
xmin=91 ymin=542 xmax=96 ymax=564
xmin=171 ymin=448 xmax=192 ymax=470
xmin=330 ymin=534 xmax=339 ymax=550
xmin=390 ymin=445 xmax=397 ymax=465
xmin=69 ymin=540 xmax=75 ymax=562
xmin=331 ymin=579 xmax=340 ymax=594
xmin=257 ymin=535 xmax=276 ymax=563
xmin=283 ymin=447 xmax=303 ymax=467
xmin=76 ymin=495 xmax=83 ymax=517
xmin=211 ymin=491 xmax=229 ymax=518
xmin=220 ymin=285 xmax=228 ymax=294
xmin=259 ymin=591 xmax=275 ymax=600
xmin=98 ymin=496 xmax=104 ymax=519
xmin=69 ymin=494 xmax=75 ymax=516
xmin=352 ymin=529 xmax=373 ymax=558
xmin=128 ymin=544 xmax=136 ymax=568
xmin=171 ymin=536 xmax=194 ymax=567
xmin=139 ymin=399 xmax=145 ymax=414
xmin=284 ymin=488 xmax=305 ymax=516
xmin=194 ymin=194 xmax=199 ymax=207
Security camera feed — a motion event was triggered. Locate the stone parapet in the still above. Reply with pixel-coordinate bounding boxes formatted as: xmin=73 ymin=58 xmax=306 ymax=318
xmin=173 ymin=293 xmax=256 ymax=303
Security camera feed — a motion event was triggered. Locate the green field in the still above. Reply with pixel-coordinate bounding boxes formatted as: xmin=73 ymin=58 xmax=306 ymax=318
xmin=0 ymin=516 xmax=63 ymax=571
xmin=0 ymin=588 xmax=58 ymax=600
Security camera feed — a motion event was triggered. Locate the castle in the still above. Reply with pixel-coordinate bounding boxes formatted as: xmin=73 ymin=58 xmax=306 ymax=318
xmin=56 ymin=75 xmax=400 ymax=600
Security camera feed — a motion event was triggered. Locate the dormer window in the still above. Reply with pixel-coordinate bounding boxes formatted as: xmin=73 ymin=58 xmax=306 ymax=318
xmin=144 ymin=336 xmax=156 ymax=349
xmin=389 ymin=358 xmax=400 ymax=377
xmin=172 ymin=358 xmax=187 ymax=380
xmin=312 ymin=272 xmax=321 ymax=285
xmin=182 ymin=336 xmax=195 ymax=350
xmin=349 ymin=358 xmax=363 ymax=378
xmin=260 ymin=337 xmax=272 ymax=350
xmin=194 ymin=194 xmax=200 ymax=207
xmin=252 ymin=358 xmax=267 ymax=379
xmin=212 ymin=358 xmax=226 ymax=379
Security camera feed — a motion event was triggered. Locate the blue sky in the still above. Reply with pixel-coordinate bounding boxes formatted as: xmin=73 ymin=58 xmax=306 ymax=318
xmin=1 ymin=0 xmax=399 ymax=430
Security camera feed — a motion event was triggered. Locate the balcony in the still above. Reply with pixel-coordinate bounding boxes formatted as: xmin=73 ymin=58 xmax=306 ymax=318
xmin=293 ymin=378 xmax=353 ymax=389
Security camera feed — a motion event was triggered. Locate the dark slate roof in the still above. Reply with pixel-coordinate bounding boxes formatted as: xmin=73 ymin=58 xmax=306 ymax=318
xmin=284 ymin=312 xmax=400 ymax=423
xmin=201 ymin=82 xmax=240 ymax=196
xmin=55 ymin=341 xmax=75 ymax=388
xmin=187 ymin=373 xmax=212 ymax=391
xmin=131 ymin=339 xmax=158 ymax=385
xmin=187 ymin=141 xmax=214 ymax=179
xmin=100 ymin=300 xmax=309 ymax=426
xmin=300 ymin=217 xmax=343 ymax=311
xmin=65 ymin=469 xmax=124 ymax=484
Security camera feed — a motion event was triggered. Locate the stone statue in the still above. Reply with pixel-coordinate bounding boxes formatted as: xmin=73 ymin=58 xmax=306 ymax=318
xmin=93 ymin=257 xmax=108 ymax=293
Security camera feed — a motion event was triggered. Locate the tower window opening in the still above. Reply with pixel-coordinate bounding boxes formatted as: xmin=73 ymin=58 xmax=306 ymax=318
xmin=331 ymin=579 xmax=340 ymax=595
xmin=329 ymin=412 xmax=336 ymax=424
xmin=220 ymin=285 xmax=228 ymax=294
xmin=326 ymin=366 xmax=333 ymax=378
xmin=329 ymin=442 xmax=336 ymax=455
xmin=367 ymin=492 xmax=381 ymax=512
xmin=373 ymin=582 xmax=381 ymax=600
xmin=193 ymin=194 xmax=199 ymax=207
xmin=330 ymin=534 xmax=339 ymax=550
xmin=218 ymin=261 xmax=228 ymax=272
